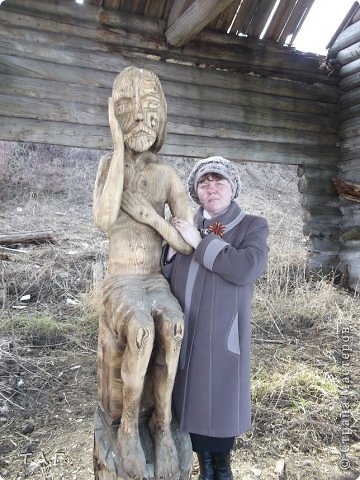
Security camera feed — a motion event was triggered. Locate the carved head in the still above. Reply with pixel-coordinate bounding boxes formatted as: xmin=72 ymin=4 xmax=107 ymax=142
xmin=112 ymin=66 xmax=167 ymax=153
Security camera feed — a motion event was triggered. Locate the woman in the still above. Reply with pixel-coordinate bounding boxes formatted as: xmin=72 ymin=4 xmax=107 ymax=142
xmin=161 ymin=156 xmax=269 ymax=480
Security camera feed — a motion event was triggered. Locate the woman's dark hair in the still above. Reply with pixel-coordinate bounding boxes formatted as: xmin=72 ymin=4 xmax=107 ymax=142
xmin=198 ymin=172 xmax=225 ymax=183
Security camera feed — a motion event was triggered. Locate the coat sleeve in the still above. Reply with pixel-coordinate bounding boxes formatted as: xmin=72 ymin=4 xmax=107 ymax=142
xmin=160 ymin=244 xmax=176 ymax=280
xmin=193 ymin=216 xmax=269 ymax=286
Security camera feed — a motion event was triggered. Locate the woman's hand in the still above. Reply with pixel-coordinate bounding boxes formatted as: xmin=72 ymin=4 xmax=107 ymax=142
xmin=171 ymin=217 xmax=202 ymax=249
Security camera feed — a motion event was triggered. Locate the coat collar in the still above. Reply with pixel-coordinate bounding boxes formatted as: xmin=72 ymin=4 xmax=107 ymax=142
xmin=194 ymin=201 xmax=242 ymax=230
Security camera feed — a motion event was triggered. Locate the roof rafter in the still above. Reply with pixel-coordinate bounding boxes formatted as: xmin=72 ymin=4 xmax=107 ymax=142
xmin=165 ymin=0 xmax=235 ymax=47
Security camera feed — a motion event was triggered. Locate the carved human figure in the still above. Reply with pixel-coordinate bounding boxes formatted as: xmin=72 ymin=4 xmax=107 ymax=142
xmin=93 ymin=66 xmax=193 ymax=479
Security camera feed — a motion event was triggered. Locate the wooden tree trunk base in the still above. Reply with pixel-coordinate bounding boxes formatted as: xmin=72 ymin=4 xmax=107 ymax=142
xmin=93 ymin=405 xmax=193 ymax=480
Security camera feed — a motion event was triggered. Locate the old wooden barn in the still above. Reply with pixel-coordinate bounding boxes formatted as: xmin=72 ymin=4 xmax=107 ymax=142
xmin=0 ymin=0 xmax=359 ymax=289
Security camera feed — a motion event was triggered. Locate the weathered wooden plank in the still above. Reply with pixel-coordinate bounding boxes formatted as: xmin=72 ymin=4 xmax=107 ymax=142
xmin=336 ymin=41 xmax=360 ymax=67
xmin=165 ymin=0 xmax=235 ymax=47
xmin=167 ymin=117 xmax=338 ymax=146
xmin=298 ymin=176 xmax=337 ymax=195
xmin=263 ymin=0 xmax=298 ymax=41
xmin=0 ymin=116 xmax=111 ymax=149
xmin=307 ymin=253 xmax=342 ymax=271
xmin=246 ymin=0 xmax=279 ymax=38
xmin=167 ymin=0 xmax=190 ymax=28
xmin=0 ymin=94 xmax=107 ymax=126
xmin=0 ymin=6 xmax=337 ymax=85
xmin=0 ymin=70 xmax=337 ymax=118
xmin=329 ymin=20 xmax=360 ymax=56
xmin=302 ymin=194 xmax=340 ymax=209
xmin=162 ymin=133 xmax=338 ymax=165
xmin=340 ymin=104 xmax=360 ymax=122
xmin=341 ymin=136 xmax=360 ymax=151
xmin=162 ymin=80 xmax=338 ymax=115
xmin=307 ymin=237 xmax=342 ymax=253
xmin=338 ymin=87 xmax=360 ymax=108
xmin=0 ymin=73 xmax=110 ymax=106
xmin=0 ymin=53 xmax=120 ymax=88
xmin=297 ymin=164 xmax=338 ymax=177
xmin=278 ymin=0 xmax=315 ymax=45
xmin=166 ymin=96 xmax=338 ymax=133
xmin=339 ymin=57 xmax=360 ymax=79
xmin=338 ymin=158 xmax=360 ymax=176
xmin=340 ymin=71 xmax=360 ymax=91
xmin=0 ymin=115 xmax=338 ymax=165
xmin=0 ymin=85 xmax=338 ymax=135
xmin=339 ymin=121 xmax=360 ymax=140
xmin=0 ymin=35 xmax=339 ymax=102
xmin=303 ymin=223 xmax=342 ymax=238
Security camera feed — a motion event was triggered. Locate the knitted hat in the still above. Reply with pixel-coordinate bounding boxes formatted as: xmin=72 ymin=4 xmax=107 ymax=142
xmin=187 ymin=156 xmax=241 ymax=204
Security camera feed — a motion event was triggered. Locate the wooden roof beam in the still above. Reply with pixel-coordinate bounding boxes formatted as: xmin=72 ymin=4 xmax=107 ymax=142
xmin=165 ymin=0 xmax=235 ymax=47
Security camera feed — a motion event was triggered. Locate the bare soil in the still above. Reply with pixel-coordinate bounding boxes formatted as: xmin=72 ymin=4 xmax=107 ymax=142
xmin=0 ymin=143 xmax=359 ymax=480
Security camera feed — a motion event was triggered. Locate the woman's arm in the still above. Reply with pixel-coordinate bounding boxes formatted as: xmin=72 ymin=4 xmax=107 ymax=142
xmin=193 ymin=216 xmax=269 ymax=286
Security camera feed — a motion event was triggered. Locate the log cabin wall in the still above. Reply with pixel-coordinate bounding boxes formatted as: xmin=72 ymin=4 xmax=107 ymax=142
xmin=329 ymin=9 xmax=360 ymax=291
xmin=0 ymin=0 xmax=344 ymax=274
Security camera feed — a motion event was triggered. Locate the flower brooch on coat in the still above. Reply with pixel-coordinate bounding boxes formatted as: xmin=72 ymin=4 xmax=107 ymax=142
xmin=200 ymin=221 xmax=225 ymax=238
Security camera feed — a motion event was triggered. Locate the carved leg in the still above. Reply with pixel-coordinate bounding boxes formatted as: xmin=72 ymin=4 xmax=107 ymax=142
xmin=118 ymin=313 xmax=155 ymax=480
xmin=149 ymin=309 xmax=184 ymax=479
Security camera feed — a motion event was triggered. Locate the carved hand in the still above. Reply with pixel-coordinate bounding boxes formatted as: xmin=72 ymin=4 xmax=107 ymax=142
xmin=121 ymin=191 xmax=192 ymax=255
xmin=108 ymin=97 xmax=124 ymax=153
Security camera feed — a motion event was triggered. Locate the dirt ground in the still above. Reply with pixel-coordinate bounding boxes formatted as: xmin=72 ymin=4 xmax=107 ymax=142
xmin=0 ymin=144 xmax=359 ymax=480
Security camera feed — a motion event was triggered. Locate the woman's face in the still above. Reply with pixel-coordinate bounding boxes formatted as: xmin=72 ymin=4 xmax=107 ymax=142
xmin=197 ymin=173 xmax=233 ymax=217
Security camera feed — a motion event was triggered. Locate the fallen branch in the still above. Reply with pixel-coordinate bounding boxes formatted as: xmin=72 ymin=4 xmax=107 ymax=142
xmin=0 ymin=231 xmax=56 ymax=246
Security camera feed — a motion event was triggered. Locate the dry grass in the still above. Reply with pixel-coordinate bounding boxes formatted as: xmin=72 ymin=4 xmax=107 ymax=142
xmin=1 ymin=142 xmax=359 ymax=479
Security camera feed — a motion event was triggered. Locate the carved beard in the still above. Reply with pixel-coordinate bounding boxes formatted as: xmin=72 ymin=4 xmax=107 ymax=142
xmin=124 ymin=123 xmax=157 ymax=152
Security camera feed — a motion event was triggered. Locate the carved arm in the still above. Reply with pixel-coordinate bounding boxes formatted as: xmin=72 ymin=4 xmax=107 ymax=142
xmin=121 ymin=191 xmax=192 ymax=255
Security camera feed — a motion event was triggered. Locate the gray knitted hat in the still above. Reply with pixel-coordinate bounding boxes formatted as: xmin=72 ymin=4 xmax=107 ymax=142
xmin=187 ymin=156 xmax=241 ymax=204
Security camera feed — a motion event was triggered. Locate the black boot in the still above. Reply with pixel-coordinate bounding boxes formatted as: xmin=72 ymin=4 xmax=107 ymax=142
xmin=197 ymin=452 xmax=215 ymax=480
xmin=213 ymin=453 xmax=233 ymax=480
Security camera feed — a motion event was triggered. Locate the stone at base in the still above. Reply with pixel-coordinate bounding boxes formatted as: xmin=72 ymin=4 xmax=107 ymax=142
xmin=93 ymin=405 xmax=193 ymax=480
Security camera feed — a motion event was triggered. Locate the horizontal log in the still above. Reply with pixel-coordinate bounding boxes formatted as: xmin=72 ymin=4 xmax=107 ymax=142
xmin=0 ymin=231 xmax=55 ymax=245
xmin=0 ymin=73 xmax=338 ymax=119
xmin=329 ymin=20 xmax=360 ymax=56
xmin=297 ymin=164 xmax=338 ymax=177
xmin=341 ymin=228 xmax=360 ymax=242
xmin=0 ymin=89 xmax=339 ymax=134
xmin=0 ymin=94 xmax=108 ymax=126
xmin=0 ymin=73 xmax=110 ymax=106
xmin=339 ymin=71 xmax=360 ymax=91
xmin=3 ymin=0 xmax=166 ymax=35
xmin=338 ymin=87 xmax=360 ymax=108
xmin=336 ymin=41 xmax=360 ymax=67
xmin=340 ymin=104 xmax=360 ymax=122
xmin=303 ymin=223 xmax=341 ymax=238
xmin=298 ymin=176 xmax=337 ymax=195
xmin=339 ymin=57 xmax=360 ymax=79
xmin=162 ymin=134 xmax=339 ymax=165
xmin=167 ymin=117 xmax=338 ymax=146
xmin=0 ymin=37 xmax=339 ymax=103
xmin=338 ymin=158 xmax=360 ymax=176
xmin=340 ymin=136 xmax=360 ymax=151
xmin=307 ymin=236 xmax=341 ymax=252
xmin=338 ymin=124 xmax=360 ymax=140
xmin=0 ymin=53 xmax=119 ymax=88
xmin=301 ymin=194 xmax=340 ymax=209
xmin=0 ymin=115 xmax=338 ymax=165
xmin=307 ymin=253 xmax=341 ymax=271
xmin=0 ymin=116 xmax=111 ymax=149
xmin=0 ymin=7 xmax=334 ymax=84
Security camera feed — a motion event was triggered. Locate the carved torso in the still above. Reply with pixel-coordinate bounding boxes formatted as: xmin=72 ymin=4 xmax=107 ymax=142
xmin=108 ymin=155 xmax=167 ymax=276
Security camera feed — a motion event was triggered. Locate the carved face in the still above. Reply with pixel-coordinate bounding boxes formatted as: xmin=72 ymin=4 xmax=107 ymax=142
xmin=113 ymin=70 xmax=161 ymax=152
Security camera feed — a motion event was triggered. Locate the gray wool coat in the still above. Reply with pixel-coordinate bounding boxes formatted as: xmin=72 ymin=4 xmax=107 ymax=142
xmin=161 ymin=202 xmax=269 ymax=438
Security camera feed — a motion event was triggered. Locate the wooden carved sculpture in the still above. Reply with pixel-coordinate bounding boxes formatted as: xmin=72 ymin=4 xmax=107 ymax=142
xmin=93 ymin=66 xmax=193 ymax=480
